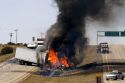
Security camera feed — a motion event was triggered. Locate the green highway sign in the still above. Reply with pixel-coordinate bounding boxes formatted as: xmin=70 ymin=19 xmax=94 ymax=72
xmin=105 ymin=31 xmax=119 ymax=36
xmin=121 ymin=31 xmax=125 ymax=36
xmin=97 ymin=31 xmax=125 ymax=45
xmin=105 ymin=31 xmax=125 ymax=37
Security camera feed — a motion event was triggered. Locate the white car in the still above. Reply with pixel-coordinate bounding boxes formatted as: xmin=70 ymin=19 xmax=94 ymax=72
xmin=106 ymin=70 xmax=124 ymax=80
xmin=27 ymin=43 xmax=37 ymax=49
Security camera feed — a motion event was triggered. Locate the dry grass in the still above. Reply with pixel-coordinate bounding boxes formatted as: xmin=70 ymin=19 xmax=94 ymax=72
xmin=22 ymin=73 xmax=98 ymax=83
xmin=0 ymin=53 xmax=15 ymax=63
xmin=0 ymin=45 xmax=16 ymax=63
xmin=22 ymin=45 xmax=101 ymax=83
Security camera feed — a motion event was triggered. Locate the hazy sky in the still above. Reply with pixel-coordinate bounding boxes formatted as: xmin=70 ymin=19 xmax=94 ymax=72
xmin=0 ymin=0 xmax=125 ymax=45
xmin=0 ymin=0 xmax=58 ymax=44
xmin=86 ymin=3 xmax=125 ymax=45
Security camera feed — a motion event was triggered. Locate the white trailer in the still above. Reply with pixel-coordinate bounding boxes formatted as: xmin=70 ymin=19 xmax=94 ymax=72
xmin=15 ymin=47 xmax=47 ymax=65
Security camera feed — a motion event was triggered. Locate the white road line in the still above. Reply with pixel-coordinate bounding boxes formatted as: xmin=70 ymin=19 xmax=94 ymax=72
xmin=9 ymin=67 xmax=36 ymax=83
xmin=0 ymin=58 xmax=38 ymax=83
xmin=114 ymin=46 xmax=122 ymax=63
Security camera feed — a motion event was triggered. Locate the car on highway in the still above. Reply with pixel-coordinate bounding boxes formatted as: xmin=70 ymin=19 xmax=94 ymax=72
xmin=106 ymin=70 xmax=124 ymax=80
xmin=97 ymin=42 xmax=109 ymax=54
xmin=27 ymin=43 xmax=37 ymax=49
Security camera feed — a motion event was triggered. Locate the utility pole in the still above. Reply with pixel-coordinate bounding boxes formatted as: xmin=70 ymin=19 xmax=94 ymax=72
xmin=97 ymin=31 xmax=98 ymax=45
xmin=9 ymin=33 xmax=14 ymax=43
xmin=41 ymin=32 xmax=44 ymax=38
xmin=15 ymin=29 xmax=18 ymax=44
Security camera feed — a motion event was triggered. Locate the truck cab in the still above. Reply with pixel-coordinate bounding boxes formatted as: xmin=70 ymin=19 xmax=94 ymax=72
xmin=97 ymin=42 xmax=109 ymax=54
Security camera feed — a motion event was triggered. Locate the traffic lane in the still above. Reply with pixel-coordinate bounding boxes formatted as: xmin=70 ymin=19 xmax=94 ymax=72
xmin=102 ymin=49 xmax=125 ymax=83
xmin=0 ymin=58 xmax=38 ymax=83
xmin=103 ymin=72 xmax=125 ymax=83
xmin=102 ymin=45 xmax=125 ymax=62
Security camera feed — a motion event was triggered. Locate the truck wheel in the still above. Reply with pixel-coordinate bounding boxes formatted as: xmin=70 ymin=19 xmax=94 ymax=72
xmin=121 ymin=76 xmax=124 ymax=80
xmin=37 ymin=63 xmax=41 ymax=67
xmin=29 ymin=62 xmax=32 ymax=65
xmin=26 ymin=62 xmax=32 ymax=66
xmin=19 ymin=60 xmax=22 ymax=65
xmin=114 ymin=76 xmax=117 ymax=80
xmin=19 ymin=60 xmax=24 ymax=65
xmin=106 ymin=78 xmax=109 ymax=81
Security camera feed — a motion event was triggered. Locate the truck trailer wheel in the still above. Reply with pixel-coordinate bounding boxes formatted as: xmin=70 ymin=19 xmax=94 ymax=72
xmin=19 ymin=60 xmax=24 ymax=65
xmin=121 ymin=76 xmax=124 ymax=80
xmin=26 ymin=62 xmax=32 ymax=66
xmin=114 ymin=76 xmax=117 ymax=80
xmin=106 ymin=78 xmax=109 ymax=81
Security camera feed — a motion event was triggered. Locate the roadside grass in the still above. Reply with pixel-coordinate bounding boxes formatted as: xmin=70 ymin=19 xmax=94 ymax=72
xmin=22 ymin=72 xmax=99 ymax=83
xmin=0 ymin=45 xmax=16 ymax=63
xmin=0 ymin=52 xmax=15 ymax=63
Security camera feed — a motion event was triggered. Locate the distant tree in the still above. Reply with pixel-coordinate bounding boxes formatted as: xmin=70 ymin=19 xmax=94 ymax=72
xmin=7 ymin=42 xmax=15 ymax=45
xmin=23 ymin=43 xmax=27 ymax=47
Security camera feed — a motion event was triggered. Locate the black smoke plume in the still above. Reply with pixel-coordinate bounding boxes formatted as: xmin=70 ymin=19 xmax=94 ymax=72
xmin=45 ymin=0 xmax=124 ymax=65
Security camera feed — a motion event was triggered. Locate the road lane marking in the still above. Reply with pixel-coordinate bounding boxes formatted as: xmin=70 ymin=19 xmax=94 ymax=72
xmin=9 ymin=67 xmax=36 ymax=83
xmin=105 ymin=54 xmax=109 ymax=72
xmin=118 ymin=46 xmax=124 ymax=63
xmin=105 ymin=53 xmax=112 ymax=83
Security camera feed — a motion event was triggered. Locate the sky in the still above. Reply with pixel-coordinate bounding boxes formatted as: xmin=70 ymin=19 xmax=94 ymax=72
xmin=86 ymin=3 xmax=125 ymax=45
xmin=0 ymin=0 xmax=125 ymax=45
xmin=0 ymin=0 xmax=58 ymax=44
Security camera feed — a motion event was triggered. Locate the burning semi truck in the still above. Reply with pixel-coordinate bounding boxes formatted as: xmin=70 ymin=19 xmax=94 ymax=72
xmin=16 ymin=0 xmax=124 ymax=72
xmin=15 ymin=46 xmax=47 ymax=66
xmin=15 ymin=44 xmax=78 ymax=69
xmin=15 ymin=38 xmax=77 ymax=69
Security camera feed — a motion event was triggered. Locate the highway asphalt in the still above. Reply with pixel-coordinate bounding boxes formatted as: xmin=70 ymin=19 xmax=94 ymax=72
xmin=102 ymin=45 xmax=125 ymax=83
xmin=0 ymin=58 xmax=37 ymax=83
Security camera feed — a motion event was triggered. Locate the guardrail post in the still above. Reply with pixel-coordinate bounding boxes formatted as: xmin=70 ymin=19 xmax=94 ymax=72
xmin=96 ymin=73 xmax=101 ymax=83
xmin=96 ymin=76 xmax=101 ymax=83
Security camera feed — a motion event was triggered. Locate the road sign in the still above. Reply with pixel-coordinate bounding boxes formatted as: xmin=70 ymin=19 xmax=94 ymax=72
xmin=105 ymin=31 xmax=119 ymax=37
xmin=121 ymin=31 xmax=125 ymax=36
xmin=97 ymin=31 xmax=125 ymax=45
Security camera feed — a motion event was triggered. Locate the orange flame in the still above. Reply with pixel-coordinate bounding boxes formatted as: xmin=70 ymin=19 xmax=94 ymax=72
xmin=48 ymin=49 xmax=69 ymax=68
xmin=60 ymin=56 xmax=69 ymax=67
xmin=48 ymin=49 xmax=59 ymax=65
